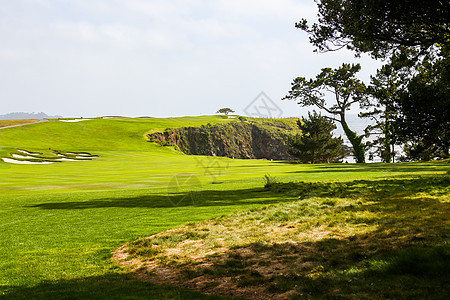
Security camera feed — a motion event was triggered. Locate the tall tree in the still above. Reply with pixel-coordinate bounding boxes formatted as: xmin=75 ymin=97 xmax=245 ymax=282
xmin=288 ymin=111 xmax=346 ymax=163
xmin=297 ymin=0 xmax=449 ymax=58
xmin=216 ymin=108 xmax=235 ymax=115
xmin=361 ymin=64 xmax=402 ymax=162
xmin=363 ymin=47 xmax=450 ymax=161
xmin=392 ymin=48 xmax=450 ymax=160
xmin=297 ymin=0 xmax=449 ymax=161
xmin=284 ymin=63 xmax=367 ymax=163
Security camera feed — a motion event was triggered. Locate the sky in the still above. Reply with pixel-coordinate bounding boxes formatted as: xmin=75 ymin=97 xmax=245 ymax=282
xmin=0 ymin=0 xmax=383 ymax=118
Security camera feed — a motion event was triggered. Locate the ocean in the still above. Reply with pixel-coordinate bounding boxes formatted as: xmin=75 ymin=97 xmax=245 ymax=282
xmin=331 ymin=114 xmax=384 ymax=163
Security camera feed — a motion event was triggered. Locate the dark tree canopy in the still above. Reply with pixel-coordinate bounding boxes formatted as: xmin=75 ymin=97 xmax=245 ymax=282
xmin=288 ymin=111 xmax=346 ymax=163
xmin=361 ymin=46 xmax=450 ymax=161
xmin=393 ymin=51 xmax=450 ymax=160
xmin=298 ymin=0 xmax=450 ymax=58
xmin=216 ymin=108 xmax=235 ymax=115
xmin=361 ymin=63 xmax=401 ymax=162
xmin=395 ymin=81 xmax=450 ymax=160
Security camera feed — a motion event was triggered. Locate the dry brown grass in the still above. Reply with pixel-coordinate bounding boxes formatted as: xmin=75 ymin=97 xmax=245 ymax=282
xmin=0 ymin=119 xmax=39 ymax=128
xmin=114 ymin=175 xmax=450 ymax=299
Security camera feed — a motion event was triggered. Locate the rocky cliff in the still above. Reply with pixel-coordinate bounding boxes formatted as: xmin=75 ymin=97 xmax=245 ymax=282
xmin=148 ymin=119 xmax=299 ymax=160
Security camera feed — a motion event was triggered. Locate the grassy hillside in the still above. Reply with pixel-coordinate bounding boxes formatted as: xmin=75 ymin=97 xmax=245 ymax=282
xmin=0 ymin=116 xmax=448 ymax=299
xmin=0 ymin=116 xmax=235 ymax=154
xmin=120 ymin=176 xmax=449 ymax=299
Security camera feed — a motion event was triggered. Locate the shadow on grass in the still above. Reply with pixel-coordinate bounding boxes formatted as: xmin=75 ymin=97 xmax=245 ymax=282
xmin=28 ymin=174 xmax=449 ymax=211
xmin=220 ymin=176 xmax=449 ymax=297
xmin=223 ymin=242 xmax=450 ymax=298
xmin=12 ymin=174 xmax=450 ymax=298
xmin=127 ymin=174 xmax=449 ymax=298
xmin=267 ymin=175 xmax=450 ymax=199
xmin=0 ymin=273 xmax=232 ymax=300
xmin=277 ymin=160 xmax=449 ymax=175
xmin=27 ymin=188 xmax=294 ymax=210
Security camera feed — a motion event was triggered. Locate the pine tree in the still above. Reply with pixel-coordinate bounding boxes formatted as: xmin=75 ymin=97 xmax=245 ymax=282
xmin=288 ymin=111 xmax=347 ymax=163
xmin=284 ymin=63 xmax=367 ymax=163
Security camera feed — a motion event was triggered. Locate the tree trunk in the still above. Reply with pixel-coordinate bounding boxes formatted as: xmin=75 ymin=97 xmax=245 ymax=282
xmin=382 ymin=111 xmax=393 ymax=163
xmin=340 ymin=114 xmax=365 ymax=163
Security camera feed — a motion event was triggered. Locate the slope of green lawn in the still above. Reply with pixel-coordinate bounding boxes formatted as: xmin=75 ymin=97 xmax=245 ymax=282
xmin=0 ymin=116 xmax=235 ymax=155
xmin=0 ymin=116 xmax=448 ymax=299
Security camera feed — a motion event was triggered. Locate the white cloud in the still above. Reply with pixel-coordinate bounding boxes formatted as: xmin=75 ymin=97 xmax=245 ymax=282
xmin=215 ymin=0 xmax=317 ymax=20
xmin=0 ymin=0 xmax=381 ymax=118
xmin=49 ymin=20 xmax=178 ymax=50
xmin=123 ymin=0 xmax=187 ymax=19
xmin=53 ymin=21 xmax=98 ymax=43
xmin=0 ymin=49 xmax=31 ymax=62
xmin=182 ymin=18 xmax=255 ymax=39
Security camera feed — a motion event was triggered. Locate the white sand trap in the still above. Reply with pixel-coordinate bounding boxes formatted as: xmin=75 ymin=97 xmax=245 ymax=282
xmin=17 ymin=149 xmax=42 ymax=155
xmin=67 ymin=152 xmax=91 ymax=156
xmin=58 ymin=153 xmax=92 ymax=159
xmin=60 ymin=119 xmax=92 ymax=122
xmin=2 ymin=158 xmax=54 ymax=164
xmin=55 ymin=158 xmax=78 ymax=162
xmin=12 ymin=154 xmax=40 ymax=159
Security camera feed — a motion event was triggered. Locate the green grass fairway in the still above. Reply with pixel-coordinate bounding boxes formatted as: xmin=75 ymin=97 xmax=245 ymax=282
xmin=0 ymin=116 xmax=448 ymax=298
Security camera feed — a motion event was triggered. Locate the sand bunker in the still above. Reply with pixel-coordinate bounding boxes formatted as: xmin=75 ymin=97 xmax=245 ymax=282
xmin=59 ymin=119 xmax=92 ymax=122
xmin=2 ymin=149 xmax=98 ymax=165
xmin=57 ymin=153 xmax=93 ymax=159
xmin=17 ymin=149 xmax=42 ymax=155
xmin=67 ymin=152 xmax=90 ymax=156
xmin=12 ymin=154 xmax=41 ymax=159
xmin=55 ymin=158 xmax=79 ymax=162
xmin=2 ymin=158 xmax=54 ymax=165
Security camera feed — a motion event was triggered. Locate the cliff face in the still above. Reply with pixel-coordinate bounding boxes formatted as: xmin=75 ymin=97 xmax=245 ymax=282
xmin=148 ymin=119 xmax=299 ymax=160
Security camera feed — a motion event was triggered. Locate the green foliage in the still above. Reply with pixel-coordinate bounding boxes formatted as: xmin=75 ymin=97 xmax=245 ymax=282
xmin=294 ymin=0 xmax=449 ymax=163
xmin=284 ymin=63 xmax=367 ymax=162
xmin=361 ymin=64 xmax=401 ymax=162
xmin=216 ymin=108 xmax=235 ymax=115
xmin=263 ymin=174 xmax=278 ymax=190
xmin=288 ymin=111 xmax=346 ymax=163
xmin=393 ymin=49 xmax=450 ymax=160
xmin=341 ymin=120 xmax=365 ymax=163
xmin=297 ymin=0 xmax=449 ymax=59
xmin=363 ymin=47 xmax=450 ymax=161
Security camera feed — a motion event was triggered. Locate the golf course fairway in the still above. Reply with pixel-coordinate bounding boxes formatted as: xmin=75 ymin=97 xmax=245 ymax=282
xmin=0 ymin=117 xmax=448 ymax=299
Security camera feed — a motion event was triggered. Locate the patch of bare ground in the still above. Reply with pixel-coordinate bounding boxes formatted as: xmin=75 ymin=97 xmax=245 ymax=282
xmin=0 ymin=119 xmax=39 ymax=128
xmin=113 ymin=176 xmax=450 ymax=299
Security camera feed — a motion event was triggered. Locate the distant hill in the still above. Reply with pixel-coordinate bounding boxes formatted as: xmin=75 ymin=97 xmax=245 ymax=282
xmin=0 ymin=112 xmax=62 ymax=120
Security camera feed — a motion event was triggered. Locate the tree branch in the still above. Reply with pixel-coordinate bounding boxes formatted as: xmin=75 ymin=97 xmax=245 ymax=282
xmin=314 ymin=100 xmax=336 ymax=115
xmin=323 ymin=115 xmax=341 ymax=123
